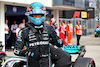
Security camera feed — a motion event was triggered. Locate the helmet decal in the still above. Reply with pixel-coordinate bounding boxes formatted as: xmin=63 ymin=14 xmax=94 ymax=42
xmin=42 ymin=7 xmax=46 ymax=10
xmin=27 ymin=7 xmax=32 ymax=12
xmin=29 ymin=5 xmax=34 ymax=9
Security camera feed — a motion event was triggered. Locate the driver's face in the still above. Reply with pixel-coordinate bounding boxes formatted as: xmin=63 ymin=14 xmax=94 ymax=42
xmin=32 ymin=15 xmax=42 ymax=17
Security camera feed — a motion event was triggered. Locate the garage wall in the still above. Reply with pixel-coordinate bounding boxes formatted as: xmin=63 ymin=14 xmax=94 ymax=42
xmin=0 ymin=2 xmax=5 ymax=51
xmin=0 ymin=0 xmax=53 ymax=7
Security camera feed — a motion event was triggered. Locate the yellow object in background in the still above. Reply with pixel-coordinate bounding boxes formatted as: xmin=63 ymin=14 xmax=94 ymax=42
xmin=81 ymin=12 xmax=87 ymax=18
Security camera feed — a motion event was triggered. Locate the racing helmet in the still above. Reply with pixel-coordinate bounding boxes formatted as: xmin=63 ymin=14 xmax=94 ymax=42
xmin=26 ymin=2 xmax=47 ymax=25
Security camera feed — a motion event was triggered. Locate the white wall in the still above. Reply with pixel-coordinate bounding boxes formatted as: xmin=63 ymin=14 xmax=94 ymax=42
xmin=0 ymin=0 xmax=53 ymax=7
xmin=0 ymin=2 xmax=5 ymax=51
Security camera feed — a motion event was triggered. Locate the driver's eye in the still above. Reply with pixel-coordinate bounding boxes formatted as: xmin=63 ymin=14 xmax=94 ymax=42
xmin=32 ymin=15 xmax=42 ymax=17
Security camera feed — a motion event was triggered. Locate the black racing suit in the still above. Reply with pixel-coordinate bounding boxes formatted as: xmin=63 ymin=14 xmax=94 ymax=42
xmin=14 ymin=22 xmax=72 ymax=67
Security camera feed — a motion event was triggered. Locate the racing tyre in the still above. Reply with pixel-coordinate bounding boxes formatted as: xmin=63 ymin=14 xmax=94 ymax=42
xmin=73 ymin=57 xmax=95 ymax=67
xmin=0 ymin=51 xmax=6 ymax=66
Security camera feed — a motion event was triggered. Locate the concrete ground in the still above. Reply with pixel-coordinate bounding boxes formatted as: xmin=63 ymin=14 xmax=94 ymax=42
xmin=6 ymin=35 xmax=100 ymax=67
xmin=70 ymin=34 xmax=100 ymax=45
xmin=84 ymin=46 xmax=100 ymax=67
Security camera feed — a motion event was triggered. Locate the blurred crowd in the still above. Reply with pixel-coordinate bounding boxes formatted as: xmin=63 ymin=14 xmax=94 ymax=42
xmin=5 ymin=19 xmax=25 ymax=49
xmin=46 ymin=18 xmax=83 ymax=45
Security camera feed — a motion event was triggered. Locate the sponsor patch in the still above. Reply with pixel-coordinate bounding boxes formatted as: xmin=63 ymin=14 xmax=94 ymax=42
xmin=29 ymin=41 xmax=49 ymax=46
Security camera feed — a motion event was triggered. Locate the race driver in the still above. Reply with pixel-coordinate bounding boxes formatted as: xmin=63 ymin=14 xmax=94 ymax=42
xmin=14 ymin=2 xmax=72 ymax=67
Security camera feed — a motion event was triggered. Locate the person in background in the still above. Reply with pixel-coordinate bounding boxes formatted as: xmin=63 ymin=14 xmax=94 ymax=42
xmin=20 ymin=19 xmax=25 ymax=28
xmin=75 ymin=21 xmax=83 ymax=45
xmin=16 ymin=24 xmax=21 ymax=37
xmin=50 ymin=18 xmax=58 ymax=33
xmin=11 ymin=21 xmax=18 ymax=47
xmin=59 ymin=22 xmax=66 ymax=45
xmin=5 ymin=20 xmax=9 ymax=47
xmin=16 ymin=24 xmax=26 ymax=49
xmin=63 ymin=21 xmax=67 ymax=38
xmin=66 ymin=21 xmax=73 ymax=45
xmin=50 ymin=18 xmax=56 ymax=25
xmin=45 ymin=19 xmax=50 ymax=25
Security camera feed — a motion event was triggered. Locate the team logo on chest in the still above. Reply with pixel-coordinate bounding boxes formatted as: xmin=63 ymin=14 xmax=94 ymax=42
xmin=28 ymin=30 xmax=37 ymax=41
xmin=43 ymin=30 xmax=49 ymax=40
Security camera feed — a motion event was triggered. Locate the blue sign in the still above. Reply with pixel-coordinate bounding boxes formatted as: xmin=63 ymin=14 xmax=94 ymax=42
xmin=47 ymin=9 xmax=51 ymax=16
xmin=6 ymin=5 xmax=26 ymax=14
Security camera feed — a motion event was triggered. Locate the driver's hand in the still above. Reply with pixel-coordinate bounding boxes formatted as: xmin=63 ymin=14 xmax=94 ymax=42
xmin=57 ymin=39 xmax=63 ymax=47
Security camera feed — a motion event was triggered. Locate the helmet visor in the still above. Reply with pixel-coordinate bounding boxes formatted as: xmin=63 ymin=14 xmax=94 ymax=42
xmin=29 ymin=9 xmax=46 ymax=15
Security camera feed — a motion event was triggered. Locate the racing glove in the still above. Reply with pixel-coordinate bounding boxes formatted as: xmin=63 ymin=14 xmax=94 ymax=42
xmin=57 ymin=39 xmax=63 ymax=47
xmin=25 ymin=51 xmax=34 ymax=57
xmin=15 ymin=49 xmax=34 ymax=57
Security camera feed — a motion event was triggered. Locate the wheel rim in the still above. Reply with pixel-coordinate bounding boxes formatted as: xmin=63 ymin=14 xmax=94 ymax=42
xmin=89 ymin=61 xmax=95 ymax=67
